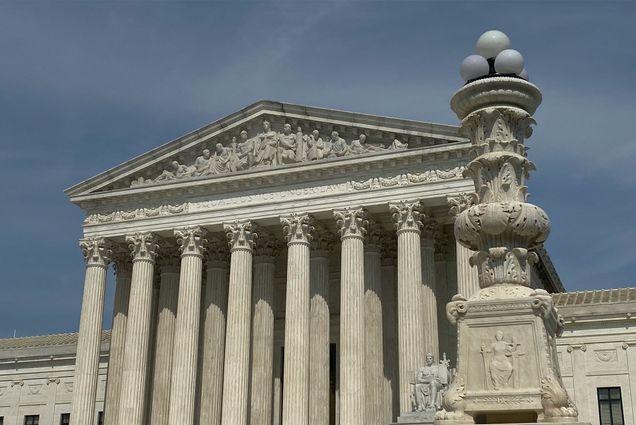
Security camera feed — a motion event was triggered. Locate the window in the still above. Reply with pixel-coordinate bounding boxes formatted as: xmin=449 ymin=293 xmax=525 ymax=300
xmin=0 ymin=416 xmax=4 ymax=425
xmin=97 ymin=412 xmax=104 ymax=425
xmin=598 ymin=387 xmax=625 ymax=425
xmin=60 ymin=413 xmax=70 ymax=425
xmin=24 ymin=416 xmax=39 ymax=425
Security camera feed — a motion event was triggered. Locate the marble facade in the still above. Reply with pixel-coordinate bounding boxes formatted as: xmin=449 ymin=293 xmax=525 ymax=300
xmin=5 ymin=101 xmax=563 ymax=425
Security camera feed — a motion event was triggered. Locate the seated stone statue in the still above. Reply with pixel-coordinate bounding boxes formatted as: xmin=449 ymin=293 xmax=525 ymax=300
xmin=254 ymin=120 xmax=278 ymax=166
xmin=193 ymin=149 xmax=212 ymax=176
xmin=412 ymin=353 xmax=449 ymax=412
xmin=209 ymin=143 xmax=232 ymax=174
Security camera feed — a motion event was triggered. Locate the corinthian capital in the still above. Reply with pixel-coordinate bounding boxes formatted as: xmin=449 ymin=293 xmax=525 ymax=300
xmin=224 ymin=220 xmax=257 ymax=252
xmin=79 ymin=238 xmax=112 ymax=267
xmin=389 ymin=200 xmax=422 ymax=234
xmin=126 ymin=232 xmax=158 ymax=262
xmin=281 ymin=213 xmax=314 ymax=245
xmin=333 ymin=207 xmax=368 ymax=240
xmin=175 ymin=226 xmax=208 ymax=257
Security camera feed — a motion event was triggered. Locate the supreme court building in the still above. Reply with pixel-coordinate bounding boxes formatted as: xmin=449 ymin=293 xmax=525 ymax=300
xmin=53 ymin=100 xmax=567 ymax=425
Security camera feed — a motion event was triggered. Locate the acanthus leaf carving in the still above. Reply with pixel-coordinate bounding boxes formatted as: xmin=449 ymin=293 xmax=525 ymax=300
xmin=174 ymin=226 xmax=208 ymax=257
xmin=224 ymin=220 xmax=257 ymax=252
xmin=125 ymin=232 xmax=159 ymax=262
xmin=334 ymin=207 xmax=368 ymax=239
xmin=281 ymin=213 xmax=315 ymax=245
xmin=79 ymin=238 xmax=112 ymax=267
xmin=390 ymin=200 xmax=422 ymax=234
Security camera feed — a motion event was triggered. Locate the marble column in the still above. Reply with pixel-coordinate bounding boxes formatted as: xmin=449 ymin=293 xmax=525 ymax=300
xmin=117 ymin=232 xmax=158 ymax=425
xmin=273 ymin=343 xmax=283 ymax=425
xmin=199 ymin=237 xmax=230 ymax=425
xmin=71 ymin=238 xmax=111 ymax=425
xmin=448 ymin=194 xmax=480 ymax=299
xmin=148 ymin=248 xmax=180 ymax=425
xmin=103 ymin=252 xmax=131 ymax=425
xmin=389 ymin=200 xmax=425 ymax=415
xmin=250 ymin=231 xmax=279 ymax=425
xmin=333 ymin=207 xmax=367 ymax=425
xmin=168 ymin=227 xmax=207 ymax=425
xmin=309 ymin=225 xmax=333 ymax=425
xmin=380 ymin=233 xmax=398 ymax=424
xmin=456 ymin=242 xmax=480 ymax=298
xmin=421 ymin=218 xmax=439 ymax=360
xmin=364 ymin=221 xmax=384 ymax=425
xmin=221 ymin=220 xmax=257 ymax=425
xmin=281 ymin=213 xmax=314 ymax=425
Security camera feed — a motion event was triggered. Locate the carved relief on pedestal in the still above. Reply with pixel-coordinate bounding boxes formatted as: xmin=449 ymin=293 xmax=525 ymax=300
xmin=130 ymin=121 xmax=408 ymax=188
xmin=480 ymin=330 xmax=524 ymax=391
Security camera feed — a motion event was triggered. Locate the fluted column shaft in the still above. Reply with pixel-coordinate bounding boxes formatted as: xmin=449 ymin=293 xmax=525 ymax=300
xmin=71 ymin=238 xmax=111 ymax=425
xmin=309 ymin=240 xmax=331 ymax=425
xmin=149 ymin=253 xmax=180 ymax=425
xmin=199 ymin=239 xmax=230 ymax=425
xmin=334 ymin=207 xmax=367 ymax=425
xmin=381 ymin=251 xmax=398 ymax=424
xmin=103 ymin=255 xmax=131 ymax=425
xmin=250 ymin=252 xmax=277 ymax=425
xmin=281 ymin=213 xmax=313 ymax=425
xmin=168 ymin=227 xmax=207 ymax=425
xmin=421 ymin=234 xmax=439 ymax=360
xmin=456 ymin=241 xmax=480 ymax=298
xmin=364 ymin=233 xmax=384 ymax=425
xmin=117 ymin=233 xmax=158 ymax=425
xmin=390 ymin=201 xmax=425 ymax=415
xmin=221 ymin=221 xmax=257 ymax=425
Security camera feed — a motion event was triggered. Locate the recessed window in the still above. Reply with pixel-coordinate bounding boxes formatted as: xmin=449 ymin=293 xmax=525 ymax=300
xmin=97 ymin=412 xmax=104 ymax=425
xmin=1 ymin=416 xmax=4 ymax=425
xmin=24 ymin=416 xmax=39 ymax=425
xmin=598 ymin=387 xmax=625 ymax=425
xmin=60 ymin=413 xmax=70 ymax=425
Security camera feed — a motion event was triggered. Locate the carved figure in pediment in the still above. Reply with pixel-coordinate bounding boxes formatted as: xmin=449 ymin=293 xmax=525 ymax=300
xmin=229 ymin=136 xmax=251 ymax=171
xmin=328 ymin=131 xmax=349 ymax=158
xmin=390 ymin=138 xmax=409 ymax=150
xmin=307 ymin=130 xmax=327 ymax=160
xmin=350 ymin=133 xmax=385 ymax=154
xmin=155 ymin=160 xmax=192 ymax=182
xmin=296 ymin=127 xmax=308 ymax=161
xmin=194 ymin=149 xmax=212 ymax=176
xmin=254 ymin=120 xmax=279 ymax=166
xmin=209 ymin=143 xmax=232 ymax=174
xmin=278 ymin=123 xmax=297 ymax=164
xmin=480 ymin=330 xmax=524 ymax=390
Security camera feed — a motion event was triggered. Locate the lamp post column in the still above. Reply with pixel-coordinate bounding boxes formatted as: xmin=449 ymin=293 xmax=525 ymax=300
xmin=333 ymin=207 xmax=368 ymax=425
xmin=389 ymin=200 xmax=425 ymax=416
xmin=281 ymin=213 xmax=314 ymax=425
xmin=71 ymin=238 xmax=111 ymax=425
xmin=449 ymin=194 xmax=480 ymax=299
xmin=221 ymin=221 xmax=257 ymax=425
xmin=117 ymin=232 xmax=158 ymax=425
xmin=103 ymin=251 xmax=131 ymax=425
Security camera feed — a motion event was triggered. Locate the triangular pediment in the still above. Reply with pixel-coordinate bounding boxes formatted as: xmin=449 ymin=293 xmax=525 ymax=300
xmin=65 ymin=100 xmax=463 ymax=200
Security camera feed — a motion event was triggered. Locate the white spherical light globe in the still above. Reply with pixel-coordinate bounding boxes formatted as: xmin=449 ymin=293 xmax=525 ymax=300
xmin=494 ymin=49 xmax=524 ymax=74
xmin=519 ymin=68 xmax=529 ymax=80
xmin=460 ymin=55 xmax=490 ymax=81
xmin=475 ymin=30 xmax=511 ymax=59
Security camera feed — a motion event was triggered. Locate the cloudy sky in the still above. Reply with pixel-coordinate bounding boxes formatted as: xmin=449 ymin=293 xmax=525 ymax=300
xmin=1 ymin=1 xmax=634 ymax=337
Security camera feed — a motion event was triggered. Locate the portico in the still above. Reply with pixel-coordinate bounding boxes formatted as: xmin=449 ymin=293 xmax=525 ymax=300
xmin=66 ymin=101 xmax=561 ymax=425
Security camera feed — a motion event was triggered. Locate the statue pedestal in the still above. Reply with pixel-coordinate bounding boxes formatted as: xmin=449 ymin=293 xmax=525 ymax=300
xmin=395 ymin=409 xmax=436 ymax=424
xmin=435 ymin=287 xmax=580 ymax=425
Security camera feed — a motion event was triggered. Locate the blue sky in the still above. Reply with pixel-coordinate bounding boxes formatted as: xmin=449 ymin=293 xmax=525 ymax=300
xmin=1 ymin=1 xmax=634 ymax=337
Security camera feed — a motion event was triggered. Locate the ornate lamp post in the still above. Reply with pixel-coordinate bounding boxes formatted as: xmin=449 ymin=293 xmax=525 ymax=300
xmin=437 ymin=31 xmax=583 ymax=425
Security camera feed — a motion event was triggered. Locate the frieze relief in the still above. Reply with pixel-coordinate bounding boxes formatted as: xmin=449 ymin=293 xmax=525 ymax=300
xmin=594 ymin=349 xmax=618 ymax=363
xmin=84 ymin=166 xmax=466 ymax=225
xmin=130 ymin=120 xmax=409 ymax=188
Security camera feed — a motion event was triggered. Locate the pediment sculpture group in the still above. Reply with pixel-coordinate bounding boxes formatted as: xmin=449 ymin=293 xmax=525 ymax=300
xmin=131 ymin=120 xmax=408 ymax=187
